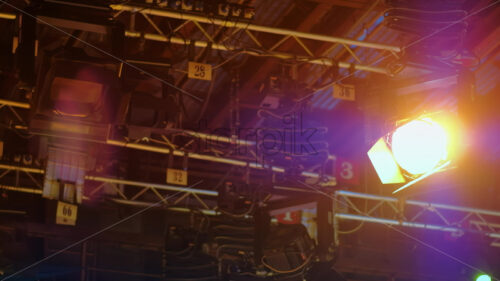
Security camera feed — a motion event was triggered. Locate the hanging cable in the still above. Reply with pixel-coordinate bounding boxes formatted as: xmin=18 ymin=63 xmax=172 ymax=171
xmin=261 ymin=253 xmax=313 ymax=274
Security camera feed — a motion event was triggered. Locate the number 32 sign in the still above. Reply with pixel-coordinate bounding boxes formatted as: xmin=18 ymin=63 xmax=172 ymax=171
xmin=336 ymin=158 xmax=359 ymax=185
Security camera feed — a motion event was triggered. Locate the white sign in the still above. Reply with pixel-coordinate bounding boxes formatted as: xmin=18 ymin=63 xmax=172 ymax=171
xmin=333 ymin=84 xmax=355 ymax=101
xmin=167 ymin=168 xmax=188 ymax=186
xmin=56 ymin=201 xmax=78 ymax=226
xmin=188 ymin=62 xmax=212 ymax=81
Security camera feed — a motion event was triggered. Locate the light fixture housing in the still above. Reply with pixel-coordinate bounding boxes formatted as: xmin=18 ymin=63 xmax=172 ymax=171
xmin=368 ymin=114 xmax=459 ymax=189
xmin=30 ymin=49 xmax=121 ymax=140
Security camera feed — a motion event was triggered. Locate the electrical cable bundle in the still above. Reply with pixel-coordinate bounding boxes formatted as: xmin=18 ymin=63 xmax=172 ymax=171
xmin=163 ymin=214 xmax=219 ymax=281
xmin=212 ymin=223 xmax=256 ymax=278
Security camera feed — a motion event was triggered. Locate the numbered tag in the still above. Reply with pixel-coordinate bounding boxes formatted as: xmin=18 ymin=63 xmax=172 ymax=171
xmin=335 ymin=158 xmax=359 ymax=185
xmin=56 ymin=201 xmax=78 ymax=226
xmin=275 ymin=211 xmax=301 ymax=224
xmin=332 ymin=84 xmax=355 ymax=101
xmin=167 ymin=168 xmax=188 ymax=186
xmin=188 ymin=62 xmax=212 ymax=81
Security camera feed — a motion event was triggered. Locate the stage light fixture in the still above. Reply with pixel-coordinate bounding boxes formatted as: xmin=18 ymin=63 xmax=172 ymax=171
xmin=476 ymin=274 xmax=491 ymax=281
xmin=30 ymin=49 xmax=121 ymax=140
xmin=367 ymin=114 xmax=459 ymax=192
xmin=391 ymin=117 xmax=448 ymax=175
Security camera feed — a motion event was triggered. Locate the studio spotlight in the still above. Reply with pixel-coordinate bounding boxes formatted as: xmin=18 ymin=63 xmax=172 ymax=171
xmin=30 ymin=48 xmax=121 ymax=140
xmin=367 ymin=114 xmax=459 ymax=193
xmin=391 ymin=118 xmax=448 ymax=175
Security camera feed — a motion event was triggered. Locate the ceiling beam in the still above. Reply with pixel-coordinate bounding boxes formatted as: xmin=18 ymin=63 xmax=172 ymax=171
xmin=207 ymin=2 xmax=336 ymax=128
xmin=238 ymin=2 xmax=335 ymax=91
xmin=307 ymin=0 xmax=369 ymax=9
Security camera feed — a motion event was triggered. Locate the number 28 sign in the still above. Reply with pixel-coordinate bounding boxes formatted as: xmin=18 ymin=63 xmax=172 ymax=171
xmin=188 ymin=62 xmax=212 ymax=81
xmin=335 ymin=157 xmax=359 ymax=185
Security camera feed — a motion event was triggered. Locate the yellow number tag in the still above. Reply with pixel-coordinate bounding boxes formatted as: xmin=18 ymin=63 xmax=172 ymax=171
xmin=332 ymin=84 xmax=355 ymax=101
xmin=56 ymin=201 xmax=78 ymax=226
xmin=167 ymin=168 xmax=188 ymax=186
xmin=188 ymin=62 xmax=212 ymax=81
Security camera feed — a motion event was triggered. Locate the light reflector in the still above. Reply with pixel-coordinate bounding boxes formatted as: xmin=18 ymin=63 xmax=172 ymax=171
xmin=367 ymin=138 xmax=405 ymax=184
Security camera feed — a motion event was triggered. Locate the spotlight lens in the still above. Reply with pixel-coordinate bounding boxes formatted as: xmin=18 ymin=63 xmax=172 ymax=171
xmin=391 ymin=118 xmax=448 ymax=175
xmin=476 ymin=274 xmax=491 ymax=281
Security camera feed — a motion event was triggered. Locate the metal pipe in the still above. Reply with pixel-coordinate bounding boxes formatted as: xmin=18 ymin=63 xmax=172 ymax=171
xmin=158 ymin=127 xmax=257 ymax=146
xmin=0 ymin=98 xmax=259 ymax=146
xmin=125 ymin=31 xmax=389 ymax=75
xmin=87 ymin=267 xmax=162 ymax=279
xmin=0 ymin=12 xmax=16 ymax=20
xmin=0 ymin=209 xmax=27 ymax=215
xmin=336 ymin=190 xmax=500 ymax=217
xmin=0 ymin=164 xmax=323 ymax=197
xmin=0 ymin=184 xmax=42 ymax=194
xmin=80 ymin=242 xmax=87 ymax=281
xmin=183 ymin=130 xmax=255 ymax=146
xmin=336 ymin=190 xmax=398 ymax=202
xmin=85 ymin=175 xmax=218 ymax=196
xmin=112 ymin=4 xmax=401 ymax=53
xmin=107 ymin=139 xmax=331 ymax=178
xmin=273 ymin=185 xmax=322 ymax=193
xmin=0 ymin=99 xmax=329 ymax=179
xmin=112 ymin=198 xmax=218 ymax=215
xmin=335 ymin=213 xmax=461 ymax=232
xmin=335 ymin=213 xmax=500 ymax=239
xmin=407 ymin=200 xmax=500 ymax=218
xmin=0 ymin=164 xmax=44 ymax=174
xmin=0 ymin=99 xmax=30 ymax=109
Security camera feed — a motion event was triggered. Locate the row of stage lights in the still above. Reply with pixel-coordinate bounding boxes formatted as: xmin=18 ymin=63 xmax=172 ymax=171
xmin=144 ymin=0 xmax=255 ymax=20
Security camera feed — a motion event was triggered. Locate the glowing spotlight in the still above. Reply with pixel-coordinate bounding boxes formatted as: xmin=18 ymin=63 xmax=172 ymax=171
xmin=476 ymin=274 xmax=491 ymax=281
xmin=391 ymin=118 xmax=448 ymax=175
xmin=367 ymin=114 xmax=458 ymax=192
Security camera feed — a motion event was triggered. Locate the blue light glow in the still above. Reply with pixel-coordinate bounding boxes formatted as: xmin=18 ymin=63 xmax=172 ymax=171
xmin=476 ymin=274 xmax=491 ymax=281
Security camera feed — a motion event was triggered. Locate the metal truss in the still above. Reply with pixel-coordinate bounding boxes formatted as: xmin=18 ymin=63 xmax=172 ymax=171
xmin=1 ymin=4 xmax=397 ymax=75
xmin=111 ymin=3 xmax=399 ymax=75
xmin=0 ymin=163 xmax=282 ymax=219
xmin=0 ymin=163 xmax=219 ymax=213
xmin=0 ymin=98 xmax=333 ymax=181
xmin=0 ymin=98 xmax=30 ymax=129
xmin=0 ymin=10 xmax=390 ymax=75
xmin=85 ymin=175 xmax=218 ymax=211
xmin=106 ymin=136 xmax=332 ymax=180
xmin=0 ymin=163 xmax=44 ymax=194
xmin=333 ymin=190 xmax=500 ymax=248
xmin=4 ymin=161 xmax=500 ymax=249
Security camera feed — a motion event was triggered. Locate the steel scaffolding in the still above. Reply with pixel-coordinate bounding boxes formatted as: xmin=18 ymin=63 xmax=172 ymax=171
xmin=0 ymin=98 xmax=334 ymax=181
xmin=333 ymin=190 xmax=500 ymax=248
xmin=110 ymin=3 xmax=399 ymax=75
